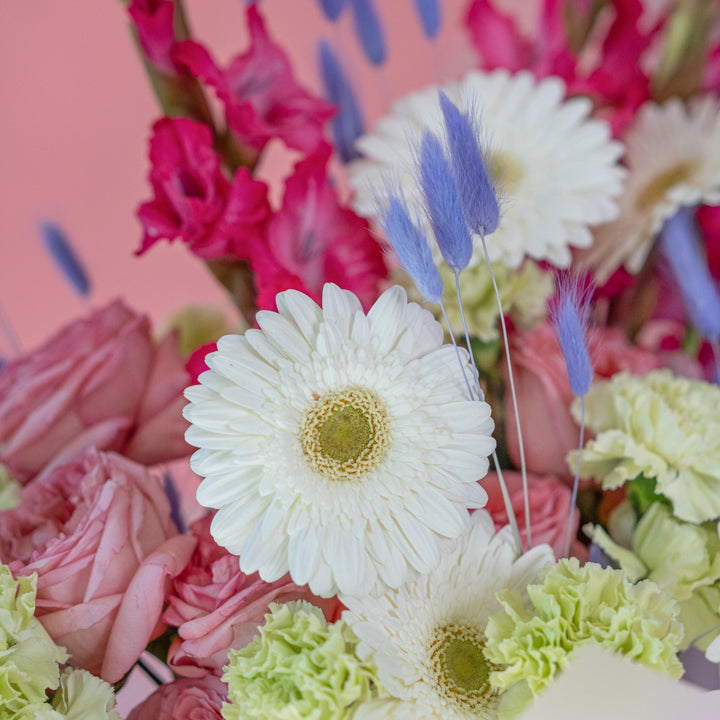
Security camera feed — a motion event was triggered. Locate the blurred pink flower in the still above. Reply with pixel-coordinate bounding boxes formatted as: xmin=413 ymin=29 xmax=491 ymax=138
xmin=483 ymin=470 xmax=587 ymax=558
xmin=697 ymin=204 xmax=720 ymax=280
xmin=163 ymin=515 xmax=342 ymax=677
xmin=0 ymin=300 xmax=191 ymax=483
xmin=0 ymin=450 xmax=196 ymax=683
xmin=137 ymin=117 xmax=270 ymax=259
xmin=466 ymin=0 xmax=656 ymax=135
xmin=505 ymin=322 xmax=661 ymax=482
xmin=186 ymin=342 xmax=216 ymax=385
xmin=249 ymin=143 xmax=387 ymax=311
xmin=173 ymin=6 xmax=333 ymax=154
xmin=127 ymin=676 xmax=226 ymax=720
xmin=127 ymin=0 xmax=177 ymax=75
xmin=466 ymin=0 xmax=572 ymax=77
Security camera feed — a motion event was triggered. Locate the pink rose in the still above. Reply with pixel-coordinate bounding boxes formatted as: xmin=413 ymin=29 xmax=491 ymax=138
xmin=505 ymin=322 xmax=661 ymax=481
xmin=249 ymin=144 xmax=387 ymax=311
xmin=0 ymin=450 xmax=196 ymax=682
xmin=137 ymin=117 xmax=270 ymax=259
xmin=0 ymin=300 xmax=191 ymax=483
xmin=163 ymin=515 xmax=342 ymax=677
xmin=172 ymin=7 xmax=333 ymax=154
xmin=127 ymin=676 xmax=226 ymax=720
xmin=483 ymin=470 xmax=586 ymax=559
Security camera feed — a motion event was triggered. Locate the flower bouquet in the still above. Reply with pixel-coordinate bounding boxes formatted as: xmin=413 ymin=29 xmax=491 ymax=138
xmin=3 ymin=0 xmax=720 ymax=718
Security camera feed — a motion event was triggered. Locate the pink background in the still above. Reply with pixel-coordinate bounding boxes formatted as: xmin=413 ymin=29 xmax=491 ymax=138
xmin=0 ymin=0 xmax=475 ymax=357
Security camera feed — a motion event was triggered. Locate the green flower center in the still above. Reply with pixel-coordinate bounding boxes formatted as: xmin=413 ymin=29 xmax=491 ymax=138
xmin=317 ymin=406 xmax=372 ymax=462
xmin=428 ymin=623 xmax=500 ymax=713
xmin=489 ymin=150 xmax=523 ymax=194
xmin=635 ymin=161 xmax=698 ymax=212
xmin=443 ymin=638 xmax=491 ymax=692
xmin=300 ymin=388 xmax=390 ymax=481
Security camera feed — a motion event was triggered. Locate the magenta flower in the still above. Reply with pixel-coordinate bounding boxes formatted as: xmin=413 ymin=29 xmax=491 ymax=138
xmin=137 ymin=117 xmax=270 ymax=259
xmin=466 ymin=0 xmax=656 ymax=135
xmin=173 ymin=7 xmax=333 ymax=154
xmin=127 ymin=0 xmax=177 ymax=75
xmin=248 ymin=143 xmax=387 ymax=310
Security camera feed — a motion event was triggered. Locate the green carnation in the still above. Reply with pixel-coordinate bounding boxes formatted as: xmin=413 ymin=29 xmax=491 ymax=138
xmin=0 ymin=565 xmax=68 ymax=719
xmin=222 ymin=601 xmax=385 ymax=720
xmin=436 ymin=259 xmax=553 ymax=341
xmin=588 ymin=502 xmax=720 ymax=650
xmin=570 ymin=370 xmax=720 ymax=523
xmin=485 ymin=559 xmax=684 ymax=700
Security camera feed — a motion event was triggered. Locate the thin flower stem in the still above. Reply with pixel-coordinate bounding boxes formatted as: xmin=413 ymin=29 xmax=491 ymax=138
xmin=491 ymin=453 xmax=523 ymax=552
xmin=0 ymin=298 xmax=22 ymax=356
xmin=480 ymin=235 xmax=532 ymax=549
xmin=137 ymin=656 xmax=164 ymax=686
xmin=439 ymin=298 xmax=475 ymax=401
xmin=564 ymin=395 xmax=585 ymax=558
xmin=440 ymin=294 xmax=522 ymax=550
xmin=454 ymin=271 xmax=481 ymax=396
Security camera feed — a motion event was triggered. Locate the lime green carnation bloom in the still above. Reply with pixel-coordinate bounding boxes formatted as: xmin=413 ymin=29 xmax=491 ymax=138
xmin=222 ymin=601 xmax=385 ymax=720
xmin=588 ymin=502 xmax=720 ymax=650
xmin=485 ymin=558 xmax=684 ymax=703
xmin=0 ymin=565 xmax=68 ymax=719
xmin=436 ymin=260 xmax=553 ymax=341
xmin=570 ymin=369 xmax=720 ymax=523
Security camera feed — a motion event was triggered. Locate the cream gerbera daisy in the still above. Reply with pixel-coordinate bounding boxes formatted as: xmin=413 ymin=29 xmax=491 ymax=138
xmin=580 ymin=95 xmax=720 ymax=282
xmin=342 ymin=511 xmax=554 ymax=720
xmin=349 ymin=69 xmax=624 ymax=269
xmin=184 ymin=284 xmax=496 ymax=598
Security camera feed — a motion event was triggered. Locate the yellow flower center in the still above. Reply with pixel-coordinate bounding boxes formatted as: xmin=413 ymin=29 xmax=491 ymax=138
xmin=489 ymin=150 xmax=523 ymax=194
xmin=300 ymin=387 xmax=390 ymax=481
xmin=635 ymin=161 xmax=698 ymax=212
xmin=428 ymin=623 xmax=500 ymax=712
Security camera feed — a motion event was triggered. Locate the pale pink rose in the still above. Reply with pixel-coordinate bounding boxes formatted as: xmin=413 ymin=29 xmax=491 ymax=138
xmin=483 ymin=471 xmax=587 ymax=559
xmin=164 ymin=515 xmax=343 ymax=677
xmin=127 ymin=676 xmax=226 ymax=720
xmin=506 ymin=322 xmax=661 ymax=482
xmin=0 ymin=300 xmax=191 ymax=483
xmin=0 ymin=450 xmax=196 ymax=683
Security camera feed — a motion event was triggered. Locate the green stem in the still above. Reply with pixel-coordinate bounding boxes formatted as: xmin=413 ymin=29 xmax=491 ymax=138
xmin=206 ymin=259 xmax=259 ymax=327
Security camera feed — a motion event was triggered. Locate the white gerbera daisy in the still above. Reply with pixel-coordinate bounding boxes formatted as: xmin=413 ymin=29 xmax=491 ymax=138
xmin=343 ymin=511 xmax=555 ymax=720
xmin=349 ymin=69 xmax=624 ymax=269
xmin=580 ymin=95 xmax=720 ymax=282
xmin=184 ymin=284 xmax=496 ymax=598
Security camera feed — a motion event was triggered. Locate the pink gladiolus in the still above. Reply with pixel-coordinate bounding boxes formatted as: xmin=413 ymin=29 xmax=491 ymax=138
xmin=173 ymin=7 xmax=333 ymax=154
xmin=127 ymin=676 xmax=226 ymax=720
xmin=128 ymin=0 xmax=177 ymax=75
xmin=0 ymin=450 xmax=196 ymax=683
xmin=137 ymin=117 xmax=270 ymax=259
xmin=249 ymin=143 xmax=387 ymax=311
xmin=466 ymin=0 xmax=573 ymax=78
xmin=466 ymin=0 xmax=657 ymax=135
xmin=163 ymin=515 xmax=342 ymax=677
xmin=483 ymin=471 xmax=587 ymax=559
xmin=0 ymin=300 xmax=190 ymax=483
